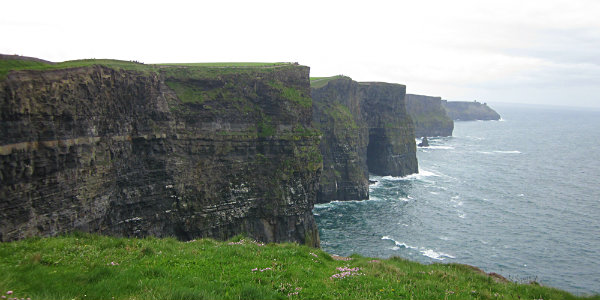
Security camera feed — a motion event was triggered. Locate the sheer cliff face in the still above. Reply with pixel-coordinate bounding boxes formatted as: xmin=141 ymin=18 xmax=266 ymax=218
xmin=312 ymin=78 xmax=418 ymax=203
xmin=0 ymin=64 xmax=321 ymax=246
xmin=405 ymin=94 xmax=454 ymax=137
xmin=442 ymin=101 xmax=501 ymax=121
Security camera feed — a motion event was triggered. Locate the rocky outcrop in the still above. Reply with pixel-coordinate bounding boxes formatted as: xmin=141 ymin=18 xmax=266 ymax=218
xmin=405 ymin=94 xmax=453 ymax=137
xmin=0 ymin=60 xmax=321 ymax=246
xmin=311 ymin=77 xmax=418 ymax=203
xmin=418 ymin=137 xmax=429 ymax=147
xmin=443 ymin=100 xmax=501 ymax=121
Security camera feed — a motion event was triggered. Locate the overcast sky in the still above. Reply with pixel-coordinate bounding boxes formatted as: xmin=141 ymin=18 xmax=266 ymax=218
xmin=3 ymin=0 xmax=600 ymax=108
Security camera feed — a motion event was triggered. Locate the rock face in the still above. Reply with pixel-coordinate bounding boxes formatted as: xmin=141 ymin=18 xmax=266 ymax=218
xmin=418 ymin=137 xmax=429 ymax=147
xmin=443 ymin=100 xmax=501 ymax=121
xmin=0 ymin=61 xmax=321 ymax=246
xmin=405 ymin=94 xmax=454 ymax=137
xmin=311 ymin=77 xmax=418 ymax=203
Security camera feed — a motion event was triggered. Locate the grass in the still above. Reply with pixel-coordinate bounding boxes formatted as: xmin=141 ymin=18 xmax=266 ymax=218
xmin=158 ymin=62 xmax=290 ymax=67
xmin=0 ymin=58 xmax=294 ymax=80
xmin=0 ymin=58 xmax=157 ymax=80
xmin=0 ymin=234 xmax=597 ymax=300
xmin=309 ymin=75 xmax=349 ymax=89
xmin=268 ymin=81 xmax=312 ymax=108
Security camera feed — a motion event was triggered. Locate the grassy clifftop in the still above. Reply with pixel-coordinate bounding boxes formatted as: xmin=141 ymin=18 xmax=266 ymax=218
xmin=0 ymin=56 xmax=296 ymax=80
xmin=1 ymin=234 xmax=596 ymax=300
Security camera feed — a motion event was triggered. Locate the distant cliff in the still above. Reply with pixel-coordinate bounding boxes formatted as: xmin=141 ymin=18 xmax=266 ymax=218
xmin=311 ymin=76 xmax=418 ymax=203
xmin=443 ymin=100 xmax=501 ymax=121
xmin=0 ymin=57 xmax=321 ymax=246
xmin=405 ymin=94 xmax=454 ymax=137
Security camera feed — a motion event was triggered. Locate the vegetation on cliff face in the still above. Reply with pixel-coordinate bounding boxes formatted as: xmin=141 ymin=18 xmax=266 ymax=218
xmin=1 ymin=234 xmax=596 ymax=300
xmin=311 ymin=77 xmax=417 ymax=203
xmin=405 ymin=94 xmax=454 ymax=137
xmin=309 ymin=75 xmax=350 ymax=89
xmin=0 ymin=56 xmax=321 ymax=246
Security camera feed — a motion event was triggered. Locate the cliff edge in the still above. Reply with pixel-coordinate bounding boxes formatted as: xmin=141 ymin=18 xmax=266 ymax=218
xmin=443 ymin=100 xmax=501 ymax=121
xmin=405 ymin=94 xmax=454 ymax=137
xmin=311 ymin=76 xmax=418 ymax=203
xmin=0 ymin=57 xmax=321 ymax=246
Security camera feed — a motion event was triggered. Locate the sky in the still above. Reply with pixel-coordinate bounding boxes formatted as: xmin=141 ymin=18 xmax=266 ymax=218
xmin=2 ymin=0 xmax=600 ymax=108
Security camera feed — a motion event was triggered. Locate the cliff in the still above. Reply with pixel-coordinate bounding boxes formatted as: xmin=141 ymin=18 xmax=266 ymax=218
xmin=311 ymin=76 xmax=418 ymax=203
xmin=405 ymin=94 xmax=454 ymax=137
xmin=0 ymin=57 xmax=321 ymax=246
xmin=443 ymin=100 xmax=501 ymax=121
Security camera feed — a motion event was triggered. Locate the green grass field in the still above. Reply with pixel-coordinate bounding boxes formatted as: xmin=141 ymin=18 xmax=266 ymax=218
xmin=0 ymin=57 xmax=293 ymax=80
xmin=1 ymin=234 xmax=596 ymax=300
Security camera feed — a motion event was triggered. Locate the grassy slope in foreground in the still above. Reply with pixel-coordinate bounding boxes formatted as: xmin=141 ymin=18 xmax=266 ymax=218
xmin=1 ymin=235 xmax=597 ymax=300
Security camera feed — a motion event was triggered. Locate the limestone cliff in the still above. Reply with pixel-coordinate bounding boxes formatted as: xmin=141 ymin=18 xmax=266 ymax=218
xmin=405 ymin=94 xmax=454 ymax=137
xmin=443 ymin=100 xmax=501 ymax=121
xmin=311 ymin=77 xmax=418 ymax=203
xmin=0 ymin=58 xmax=321 ymax=246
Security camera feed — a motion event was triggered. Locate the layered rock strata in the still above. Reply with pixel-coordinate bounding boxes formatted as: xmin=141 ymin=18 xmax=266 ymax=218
xmin=311 ymin=77 xmax=418 ymax=203
xmin=405 ymin=94 xmax=454 ymax=137
xmin=0 ymin=61 xmax=321 ymax=246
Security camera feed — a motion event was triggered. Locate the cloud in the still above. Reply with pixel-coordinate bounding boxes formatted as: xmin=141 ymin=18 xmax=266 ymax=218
xmin=1 ymin=0 xmax=599 ymax=107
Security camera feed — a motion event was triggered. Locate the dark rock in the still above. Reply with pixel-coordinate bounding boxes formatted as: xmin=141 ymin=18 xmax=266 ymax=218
xmin=418 ymin=137 xmax=429 ymax=147
xmin=0 ymin=63 xmax=321 ymax=247
xmin=311 ymin=77 xmax=418 ymax=203
xmin=442 ymin=100 xmax=501 ymax=121
xmin=405 ymin=94 xmax=453 ymax=137
xmin=368 ymin=180 xmax=378 ymax=185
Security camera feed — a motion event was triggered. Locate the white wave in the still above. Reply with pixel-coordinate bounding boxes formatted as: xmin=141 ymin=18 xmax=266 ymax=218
xmin=381 ymin=169 xmax=440 ymax=181
xmin=383 ymin=237 xmax=455 ymax=261
xmin=478 ymin=150 xmax=521 ymax=155
xmin=466 ymin=135 xmax=484 ymax=140
xmin=430 ymin=191 xmax=439 ymax=195
xmin=369 ymin=180 xmax=381 ymax=188
xmin=424 ymin=145 xmax=455 ymax=150
xmin=381 ymin=236 xmax=418 ymax=249
xmin=420 ymin=249 xmax=456 ymax=260
xmin=458 ymin=213 xmax=466 ymax=219
xmin=499 ymin=118 xmax=506 ymax=122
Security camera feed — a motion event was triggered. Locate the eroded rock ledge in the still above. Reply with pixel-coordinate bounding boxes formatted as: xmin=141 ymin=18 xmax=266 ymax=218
xmin=0 ymin=62 xmax=321 ymax=246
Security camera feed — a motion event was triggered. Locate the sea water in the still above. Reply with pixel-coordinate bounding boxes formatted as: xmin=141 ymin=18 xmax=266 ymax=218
xmin=314 ymin=103 xmax=600 ymax=295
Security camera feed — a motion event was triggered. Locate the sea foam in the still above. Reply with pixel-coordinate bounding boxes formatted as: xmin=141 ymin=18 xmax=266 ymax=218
xmin=420 ymin=249 xmax=456 ymax=260
xmin=381 ymin=169 xmax=439 ymax=181
xmin=382 ymin=236 xmax=455 ymax=260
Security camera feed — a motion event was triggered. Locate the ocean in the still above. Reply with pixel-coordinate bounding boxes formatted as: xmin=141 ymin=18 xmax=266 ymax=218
xmin=313 ymin=103 xmax=600 ymax=295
